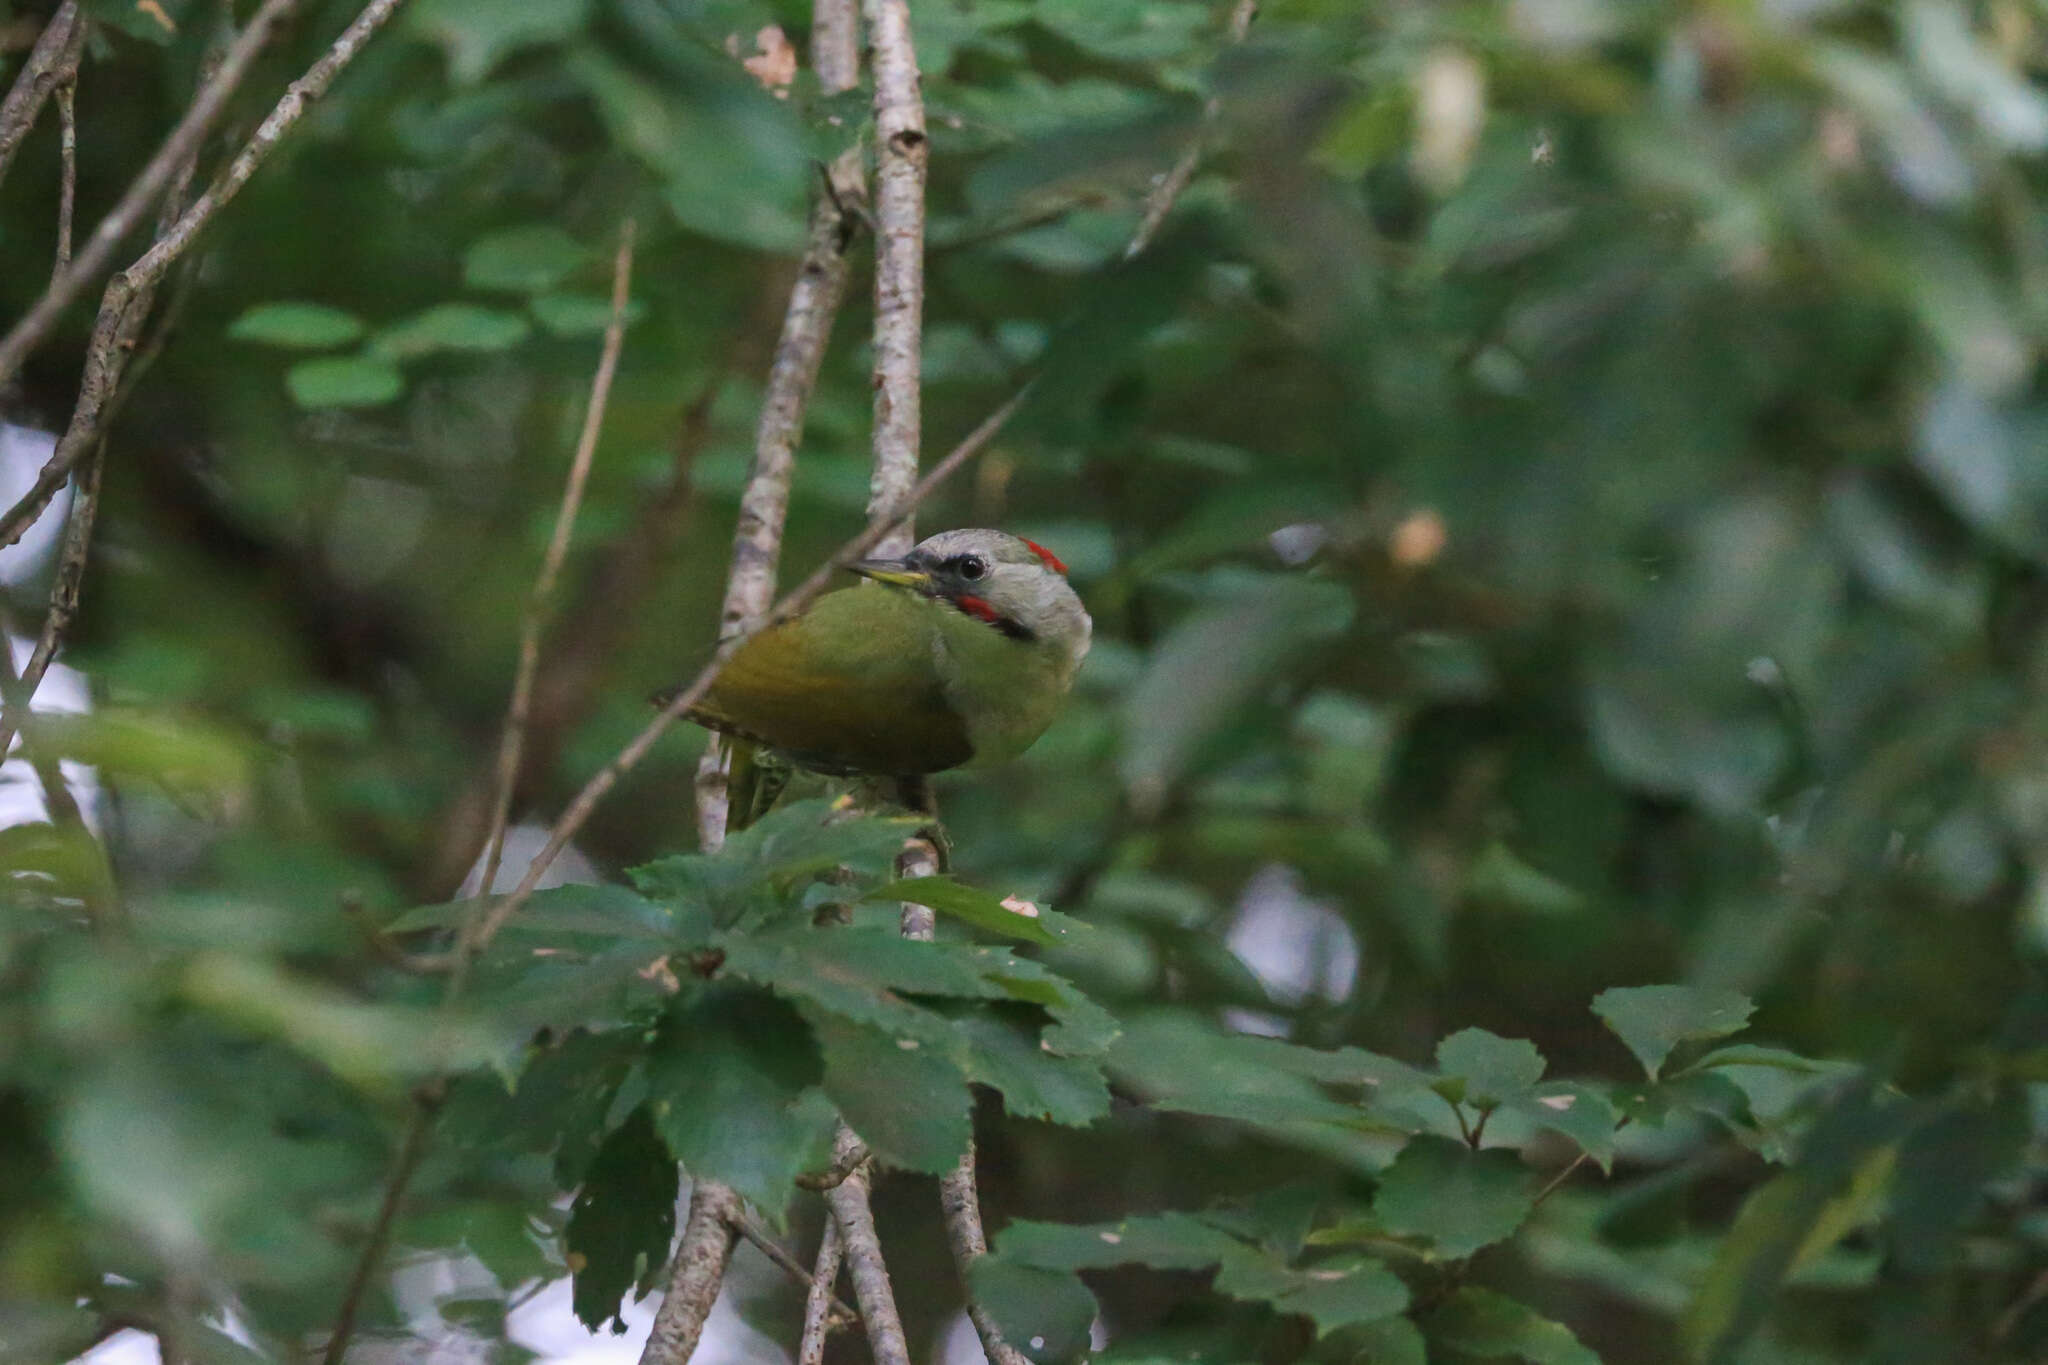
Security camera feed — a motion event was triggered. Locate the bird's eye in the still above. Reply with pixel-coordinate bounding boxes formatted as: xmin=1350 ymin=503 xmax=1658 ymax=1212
xmin=958 ymin=556 xmax=988 ymax=581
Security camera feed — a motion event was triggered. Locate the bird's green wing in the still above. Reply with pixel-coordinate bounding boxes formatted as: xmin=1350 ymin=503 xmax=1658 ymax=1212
xmin=691 ymin=585 xmax=975 ymax=776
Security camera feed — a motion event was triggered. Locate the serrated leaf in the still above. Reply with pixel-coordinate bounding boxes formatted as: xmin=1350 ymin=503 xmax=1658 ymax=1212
xmin=285 ymin=356 xmax=403 ymax=409
xmin=631 ymin=799 xmax=919 ymax=928
xmin=566 ymin=1107 xmax=676 ymax=1332
xmin=1107 ymin=1012 xmax=1361 ymax=1127
xmin=439 ymin=1028 xmax=638 ymax=1186
xmin=997 ymin=1211 xmax=1246 ymax=1271
xmin=464 ymin=225 xmax=589 ymax=293
xmin=813 ymin=1011 xmax=971 ymax=1173
xmin=227 ymin=302 xmax=365 ymax=349
xmin=1372 ymin=1136 xmax=1538 ymax=1259
xmin=530 ymin=291 xmax=646 ymax=336
xmin=1436 ymin=1027 xmax=1547 ymax=1108
xmin=868 ymin=875 xmax=1057 ymax=944
xmin=1591 ymin=985 xmax=1756 ymax=1081
xmin=1428 ymin=1288 xmax=1601 ymax=1365
xmin=370 ymin=303 xmax=531 ymax=360
xmin=645 ymin=987 xmax=821 ymax=1216
xmin=951 ymin=1008 xmax=1111 ymax=1126
xmin=968 ymin=1257 xmax=1098 ymax=1364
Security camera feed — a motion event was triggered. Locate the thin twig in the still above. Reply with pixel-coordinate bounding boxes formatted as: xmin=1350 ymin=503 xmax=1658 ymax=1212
xmin=473 ymin=222 xmax=637 ymax=902
xmin=939 ymin=1147 xmax=1031 ymax=1365
xmin=735 ymin=1213 xmax=860 ymax=1328
xmin=796 ymin=1217 xmax=847 ymax=1365
xmin=464 ymin=386 xmax=1027 ymax=956
xmin=318 ymin=1095 xmax=438 ymax=1365
xmin=1124 ymin=0 xmax=1257 ymax=260
xmin=0 ymin=624 xmax=83 ymax=830
xmin=1529 ymin=1150 xmax=1594 ymax=1211
xmin=0 ymin=0 xmax=303 ymax=390
xmin=0 ymin=0 xmax=412 ymax=549
xmin=637 ymin=1181 xmax=744 ymax=1365
xmin=51 ymin=74 xmax=77 ymax=279
xmin=0 ymin=0 xmax=83 ymax=196
xmin=823 ymin=1127 xmax=912 ymax=1365
xmin=861 ymin=0 xmax=929 ymax=561
xmin=694 ymin=0 xmax=866 ymax=850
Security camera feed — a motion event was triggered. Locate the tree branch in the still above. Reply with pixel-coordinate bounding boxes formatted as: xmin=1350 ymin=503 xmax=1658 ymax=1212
xmin=694 ymin=0 xmax=867 ymax=850
xmin=51 ymin=71 xmax=77 ymax=279
xmin=861 ymin=0 xmax=928 ymax=560
xmin=318 ymin=1092 xmax=438 ymax=1365
xmin=0 ymin=0 xmax=83 ymax=196
xmin=0 ymin=0 xmax=411 ymax=549
xmin=0 ymin=0 xmax=302 ymax=390
xmin=637 ymin=1181 xmax=743 ymax=1365
xmin=735 ymin=1212 xmax=859 ymax=1329
xmin=473 ymin=222 xmax=636 ymax=902
xmin=795 ymin=1216 xmax=847 ymax=1365
xmin=1124 ymin=0 xmax=1257 ymax=260
xmin=939 ymin=1148 xmax=1031 ymax=1365
xmin=823 ymin=1127 xmax=912 ymax=1365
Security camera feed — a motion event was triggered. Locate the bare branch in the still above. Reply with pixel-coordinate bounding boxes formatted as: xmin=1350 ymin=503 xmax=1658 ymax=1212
xmin=465 ymin=385 xmax=1026 ymax=954
xmin=51 ymin=74 xmax=76 ymax=278
xmin=318 ymin=1097 xmax=437 ymax=1365
xmin=693 ymin=0 xmax=866 ymax=850
xmin=861 ymin=0 xmax=929 ymax=560
xmin=735 ymin=1212 xmax=860 ymax=1329
xmin=473 ymin=222 xmax=637 ymax=901
xmin=0 ymin=0 xmax=303 ymax=390
xmin=0 ymin=1 xmax=83 ymax=195
xmin=637 ymin=1181 xmax=743 ymax=1365
xmin=1125 ymin=0 xmax=1257 ymax=260
xmin=0 ymin=0 xmax=412 ymax=547
xmin=795 ymin=1216 xmax=847 ymax=1365
xmin=940 ymin=1148 xmax=1032 ymax=1365
xmin=0 ymin=620 xmax=83 ymax=830
xmin=823 ymin=1128 xmax=912 ymax=1365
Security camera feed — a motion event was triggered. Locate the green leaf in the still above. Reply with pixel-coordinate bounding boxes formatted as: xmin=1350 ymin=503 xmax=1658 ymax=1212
xmin=1107 ymin=1012 xmax=1362 ymax=1127
xmin=565 ymin=1106 xmax=677 ymax=1332
xmin=409 ymin=0 xmax=591 ymax=83
xmin=227 ymin=302 xmax=366 ymax=349
xmin=1428 ymin=1288 xmax=1601 ymax=1365
xmin=531 ymin=291 xmax=646 ymax=336
xmin=463 ymin=225 xmax=590 ymax=293
xmin=951 ymin=1008 xmax=1111 ymax=1127
xmin=439 ymin=1028 xmax=638 ymax=1186
xmin=813 ymin=1011 xmax=971 ymax=1173
xmin=284 ymin=356 xmax=404 ymax=409
xmin=967 ymin=1257 xmax=1098 ymax=1364
xmin=866 ymin=875 xmax=1058 ymax=945
xmin=631 ymin=799 xmax=920 ymax=928
xmin=1436 ymin=1028 xmax=1547 ymax=1109
xmin=1261 ymin=1255 xmax=1410 ymax=1335
xmin=997 ymin=1211 xmax=1246 ymax=1271
xmin=370 ymin=304 xmax=532 ymax=360
xmin=1591 ymin=985 xmax=1756 ymax=1081
xmin=1349 ymin=1316 xmax=1429 ymax=1365
xmin=645 ymin=987 xmax=821 ymax=1216
xmin=1372 ymin=1136 xmax=1539 ymax=1259
xmin=1506 ymin=1082 xmax=1621 ymax=1173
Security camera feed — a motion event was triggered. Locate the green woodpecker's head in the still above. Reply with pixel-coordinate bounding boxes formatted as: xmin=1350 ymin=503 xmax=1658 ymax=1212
xmin=851 ymin=528 xmax=1092 ymax=668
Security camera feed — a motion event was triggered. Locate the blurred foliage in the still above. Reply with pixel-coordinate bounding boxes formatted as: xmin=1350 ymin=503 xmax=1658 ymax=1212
xmin=4 ymin=0 xmax=2048 ymax=1361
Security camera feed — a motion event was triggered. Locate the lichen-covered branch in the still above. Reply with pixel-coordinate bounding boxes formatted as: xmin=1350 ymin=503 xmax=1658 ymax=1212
xmin=823 ymin=1128 xmax=912 ymax=1365
xmin=473 ymin=222 xmax=636 ymax=902
xmin=637 ymin=1182 xmax=743 ymax=1365
xmin=51 ymin=75 xmax=76 ymax=277
xmin=795 ymin=1217 xmax=847 ymax=1365
xmin=0 ymin=1 xmax=84 ymax=195
xmin=860 ymin=0 xmax=929 ymax=559
xmin=693 ymin=0 xmax=867 ymax=850
xmin=0 ymin=0 xmax=411 ymax=549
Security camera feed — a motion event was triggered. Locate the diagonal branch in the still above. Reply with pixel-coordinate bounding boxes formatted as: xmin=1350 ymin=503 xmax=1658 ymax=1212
xmin=0 ymin=0 xmax=412 ymax=550
xmin=795 ymin=1216 xmax=847 ymax=1365
xmin=638 ymin=1181 xmax=743 ymax=1365
xmin=1124 ymin=0 xmax=1258 ymax=260
xmin=0 ymin=0 xmax=301 ymax=389
xmin=693 ymin=0 xmax=867 ymax=851
xmin=0 ymin=0 xmax=84 ymax=195
xmin=472 ymin=222 xmax=637 ymax=902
